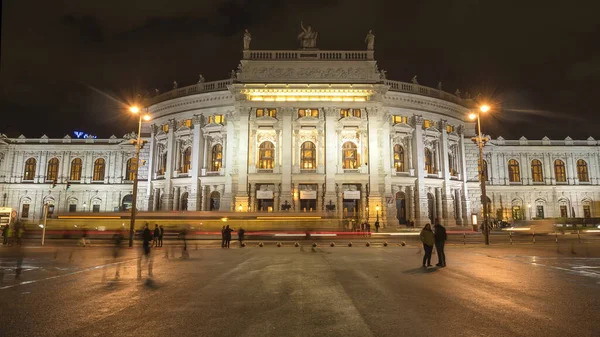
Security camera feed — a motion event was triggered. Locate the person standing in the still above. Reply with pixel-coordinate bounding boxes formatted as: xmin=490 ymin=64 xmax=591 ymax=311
xmin=237 ymin=227 xmax=245 ymax=246
xmin=434 ymin=222 xmax=447 ymax=267
xmin=138 ymin=223 xmax=153 ymax=279
xmin=420 ymin=223 xmax=434 ymax=267
xmin=224 ymin=225 xmax=233 ymax=248
xmin=2 ymin=224 xmax=8 ymax=245
xmin=158 ymin=225 xmax=164 ymax=247
xmin=374 ymin=221 xmax=380 ymax=233
xmin=153 ymin=224 xmax=159 ymax=247
xmin=221 ymin=226 xmax=226 ymax=248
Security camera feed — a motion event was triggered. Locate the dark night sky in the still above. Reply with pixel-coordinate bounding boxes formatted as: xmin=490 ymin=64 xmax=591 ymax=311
xmin=1 ymin=0 xmax=599 ymax=140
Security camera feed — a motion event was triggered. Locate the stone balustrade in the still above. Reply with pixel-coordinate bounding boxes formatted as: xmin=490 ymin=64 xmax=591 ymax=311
xmin=383 ymin=80 xmax=463 ymax=105
xmin=147 ymin=79 xmax=233 ymax=105
xmin=243 ymin=50 xmax=373 ymax=61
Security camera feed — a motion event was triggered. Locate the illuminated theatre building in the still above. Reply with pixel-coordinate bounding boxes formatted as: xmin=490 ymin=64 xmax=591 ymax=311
xmin=2 ymin=35 xmax=600 ymax=227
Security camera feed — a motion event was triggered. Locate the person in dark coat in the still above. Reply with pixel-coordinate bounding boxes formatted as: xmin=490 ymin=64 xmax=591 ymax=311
xmin=158 ymin=225 xmax=164 ymax=247
xmin=153 ymin=224 xmax=160 ymax=247
xmin=420 ymin=223 xmax=434 ymax=267
xmin=237 ymin=228 xmax=245 ymax=246
xmin=374 ymin=221 xmax=380 ymax=233
xmin=434 ymin=222 xmax=447 ymax=267
xmin=2 ymin=224 xmax=8 ymax=245
xmin=224 ymin=225 xmax=233 ymax=248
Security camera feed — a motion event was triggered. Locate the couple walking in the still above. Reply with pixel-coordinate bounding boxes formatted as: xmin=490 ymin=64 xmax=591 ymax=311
xmin=419 ymin=221 xmax=447 ymax=268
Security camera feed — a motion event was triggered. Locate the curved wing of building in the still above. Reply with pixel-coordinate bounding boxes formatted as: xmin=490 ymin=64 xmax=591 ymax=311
xmin=1 ymin=47 xmax=598 ymax=227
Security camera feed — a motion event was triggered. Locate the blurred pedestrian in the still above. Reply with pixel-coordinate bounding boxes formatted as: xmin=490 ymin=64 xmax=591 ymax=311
xmin=374 ymin=221 xmax=380 ymax=233
xmin=158 ymin=225 xmax=164 ymax=247
xmin=180 ymin=225 xmax=189 ymax=258
xmin=153 ymin=224 xmax=159 ymax=247
xmin=420 ymin=223 xmax=434 ymax=267
xmin=2 ymin=223 xmax=9 ymax=245
xmin=104 ymin=229 xmax=124 ymax=281
xmin=221 ymin=226 xmax=226 ymax=248
xmin=237 ymin=227 xmax=245 ymax=246
xmin=224 ymin=225 xmax=233 ymax=248
xmin=366 ymin=222 xmax=371 ymax=237
xmin=80 ymin=227 xmax=88 ymax=247
xmin=7 ymin=225 xmax=14 ymax=246
xmin=16 ymin=223 xmax=25 ymax=246
xmin=434 ymin=222 xmax=447 ymax=267
xmin=138 ymin=223 xmax=153 ymax=279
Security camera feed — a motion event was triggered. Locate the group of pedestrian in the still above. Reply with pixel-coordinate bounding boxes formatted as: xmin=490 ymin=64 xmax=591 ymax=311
xmin=1 ymin=222 xmax=24 ymax=246
xmin=419 ymin=219 xmax=447 ymax=268
xmin=152 ymin=224 xmax=164 ymax=247
xmin=221 ymin=225 xmax=234 ymax=248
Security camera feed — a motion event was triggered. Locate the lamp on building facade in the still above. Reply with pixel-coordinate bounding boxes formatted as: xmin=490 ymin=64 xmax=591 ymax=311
xmin=128 ymin=105 xmax=151 ymax=247
xmin=469 ymin=104 xmax=491 ymax=245
xmin=376 ymin=205 xmax=380 ymax=222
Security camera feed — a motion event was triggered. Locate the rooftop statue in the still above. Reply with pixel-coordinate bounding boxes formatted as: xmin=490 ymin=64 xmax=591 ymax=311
xmin=243 ymin=29 xmax=252 ymax=50
xmin=365 ymin=30 xmax=375 ymax=50
xmin=411 ymin=76 xmax=418 ymax=84
xmin=298 ymin=21 xmax=318 ymax=49
xmin=198 ymin=74 xmax=205 ymax=83
xmin=173 ymin=81 xmax=178 ymax=89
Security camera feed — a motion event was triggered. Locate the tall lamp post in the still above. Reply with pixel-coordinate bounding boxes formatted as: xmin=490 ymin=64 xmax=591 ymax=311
xmin=376 ymin=205 xmax=380 ymax=222
xmin=469 ymin=105 xmax=491 ymax=245
xmin=128 ymin=106 xmax=151 ymax=247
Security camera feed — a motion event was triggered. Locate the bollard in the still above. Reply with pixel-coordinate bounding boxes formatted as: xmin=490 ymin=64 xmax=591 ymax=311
xmin=532 ymin=232 xmax=536 ymax=244
xmin=509 ymin=231 xmax=513 ymax=245
xmin=400 ymin=241 xmax=406 ymax=246
xmin=330 ymin=242 xmax=335 ymax=247
xmin=259 ymin=242 xmax=264 ymax=247
xmin=383 ymin=241 xmax=388 ymax=247
xmin=294 ymin=242 xmax=299 ymax=247
xmin=365 ymin=242 xmax=370 ymax=247
xmin=348 ymin=242 xmax=353 ymax=247
xmin=463 ymin=233 xmax=466 ymax=245
xmin=277 ymin=242 xmax=282 ymax=247
xmin=578 ymin=230 xmax=581 ymax=244
xmin=312 ymin=242 xmax=317 ymax=247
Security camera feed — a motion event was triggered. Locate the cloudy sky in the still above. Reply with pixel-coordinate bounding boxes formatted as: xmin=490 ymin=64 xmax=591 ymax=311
xmin=1 ymin=0 xmax=599 ymax=139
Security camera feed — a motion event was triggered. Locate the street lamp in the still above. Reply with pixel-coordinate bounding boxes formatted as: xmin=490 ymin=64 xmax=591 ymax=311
xmin=376 ymin=204 xmax=380 ymax=222
xmin=128 ymin=105 xmax=151 ymax=247
xmin=238 ymin=204 xmax=243 ymax=212
xmin=469 ymin=104 xmax=491 ymax=245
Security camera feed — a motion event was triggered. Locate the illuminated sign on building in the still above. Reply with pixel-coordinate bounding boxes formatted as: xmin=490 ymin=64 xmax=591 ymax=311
xmin=73 ymin=131 xmax=97 ymax=139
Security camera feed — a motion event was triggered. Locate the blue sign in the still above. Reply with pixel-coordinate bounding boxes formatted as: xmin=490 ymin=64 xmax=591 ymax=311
xmin=73 ymin=131 xmax=97 ymax=139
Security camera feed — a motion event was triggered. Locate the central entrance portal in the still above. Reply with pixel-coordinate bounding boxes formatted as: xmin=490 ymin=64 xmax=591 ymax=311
xmin=299 ymin=184 xmax=318 ymax=212
xmin=396 ymin=191 xmax=407 ymax=224
xmin=256 ymin=184 xmax=275 ymax=212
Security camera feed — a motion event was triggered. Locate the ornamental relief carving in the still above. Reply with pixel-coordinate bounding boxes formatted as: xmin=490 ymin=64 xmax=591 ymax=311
xmin=341 ymin=131 xmax=360 ymax=145
xmin=244 ymin=66 xmax=371 ymax=81
xmin=257 ymin=131 xmax=277 ymax=145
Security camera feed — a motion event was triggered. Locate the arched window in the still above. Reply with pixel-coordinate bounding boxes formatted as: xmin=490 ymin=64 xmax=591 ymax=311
xmin=211 ymin=144 xmax=223 ymax=171
xmin=46 ymin=158 xmax=59 ymax=181
xmin=531 ymin=159 xmax=543 ymax=182
xmin=160 ymin=152 xmax=167 ymax=175
xmin=125 ymin=158 xmax=137 ymax=181
xmin=393 ymin=145 xmax=404 ymax=172
xmin=554 ymin=159 xmax=566 ymax=182
xmin=479 ymin=160 xmax=488 ymax=181
xmin=508 ymin=159 xmax=520 ymax=182
xmin=300 ymin=141 xmax=316 ymax=169
xmin=424 ymin=148 xmax=434 ymax=174
xmin=69 ymin=158 xmax=82 ymax=181
xmin=93 ymin=158 xmax=105 ymax=181
xmin=23 ymin=158 xmax=36 ymax=181
xmin=342 ymin=142 xmax=358 ymax=169
xmin=259 ymin=141 xmax=275 ymax=169
xmin=577 ymin=159 xmax=589 ymax=182
xmin=181 ymin=147 xmax=192 ymax=173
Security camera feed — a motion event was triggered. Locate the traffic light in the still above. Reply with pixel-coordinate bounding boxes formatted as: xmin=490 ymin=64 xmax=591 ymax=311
xmin=66 ymin=182 xmax=71 ymax=190
xmin=51 ymin=180 xmax=57 ymax=188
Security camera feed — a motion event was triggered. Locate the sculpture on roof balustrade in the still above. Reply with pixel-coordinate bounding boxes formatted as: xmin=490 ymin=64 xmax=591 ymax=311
xmin=365 ymin=30 xmax=375 ymax=50
xmin=298 ymin=21 xmax=318 ymax=49
xmin=243 ymin=29 xmax=252 ymax=50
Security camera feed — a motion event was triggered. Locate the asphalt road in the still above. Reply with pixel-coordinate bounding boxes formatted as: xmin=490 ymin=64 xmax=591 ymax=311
xmin=1 ymin=242 xmax=599 ymax=337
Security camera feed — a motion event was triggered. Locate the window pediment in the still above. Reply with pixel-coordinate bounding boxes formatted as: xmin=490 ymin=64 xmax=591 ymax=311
xmin=255 ymin=116 xmax=279 ymax=127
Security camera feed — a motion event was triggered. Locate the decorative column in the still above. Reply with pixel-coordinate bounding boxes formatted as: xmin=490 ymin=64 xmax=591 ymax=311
xmin=412 ymin=116 xmax=429 ymax=226
xmin=455 ymin=189 xmax=463 ymax=225
xmin=163 ymin=119 xmax=176 ymax=210
xmin=188 ymin=116 xmax=203 ymax=210
xmin=145 ymin=125 xmax=156 ymax=210
xmin=234 ymin=108 xmax=250 ymax=211
xmin=458 ymin=126 xmax=471 ymax=225
xmin=435 ymin=187 xmax=443 ymax=223
xmin=407 ymin=136 xmax=414 ymax=176
xmin=202 ymin=134 xmax=209 ymax=174
xmin=173 ymin=187 xmax=181 ymax=211
xmin=324 ymin=107 xmax=339 ymax=214
xmin=250 ymin=183 xmax=257 ymax=212
xmin=337 ymin=185 xmax=343 ymax=219
xmin=360 ymin=183 xmax=367 ymax=221
xmin=153 ymin=188 xmax=161 ymax=211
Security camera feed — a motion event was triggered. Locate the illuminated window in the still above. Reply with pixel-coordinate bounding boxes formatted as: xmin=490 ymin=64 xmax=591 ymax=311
xmin=531 ymin=159 xmax=543 ymax=182
xmin=126 ymin=158 xmax=137 ymax=181
xmin=159 ymin=153 xmax=167 ymax=175
xmin=208 ymin=115 xmax=225 ymax=124
xmin=554 ymin=159 xmax=566 ymax=182
xmin=181 ymin=147 xmax=192 ymax=173
xmin=179 ymin=119 xmax=192 ymax=128
xmin=23 ymin=158 xmax=36 ymax=181
xmin=46 ymin=158 xmax=59 ymax=181
xmin=301 ymin=141 xmax=316 ymax=169
xmin=423 ymin=120 xmax=433 ymax=129
xmin=259 ymin=141 xmax=275 ymax=169
xmin=298 ymin=109 xmax=319 ymax=118
xmin=479 ymin=160 xmax=488 ymax=181
xmin=93 ymin=158 xmax=105 ymax=181
xmin=70 ymin=158 xmax=82 ymax=180
xmin=340 ymin=109 xmax=361 ymax=118
xmin=424 ymin=148 xmax=434 ymax=174
xmin=392 ymin=115 xmax=407 ymax=124
xmin=342 ymin=142 xmax=359 ymax=169
xmin=211 ymin=144 xmax=223 ymax=171
xmin=393 ymin=144 xmax=404 ymax=172
xmin=162 ymin=124 xmax=169 ymax=133
xmin=577 ymin=159 xmax=589 ymax=182
xmin=508 ymin=159 xmax=521 ymax=182
xmin=256 ymin=108 xmax=277 ymax=118
xmin=446 ymin=125 xmax=454 ymax=133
